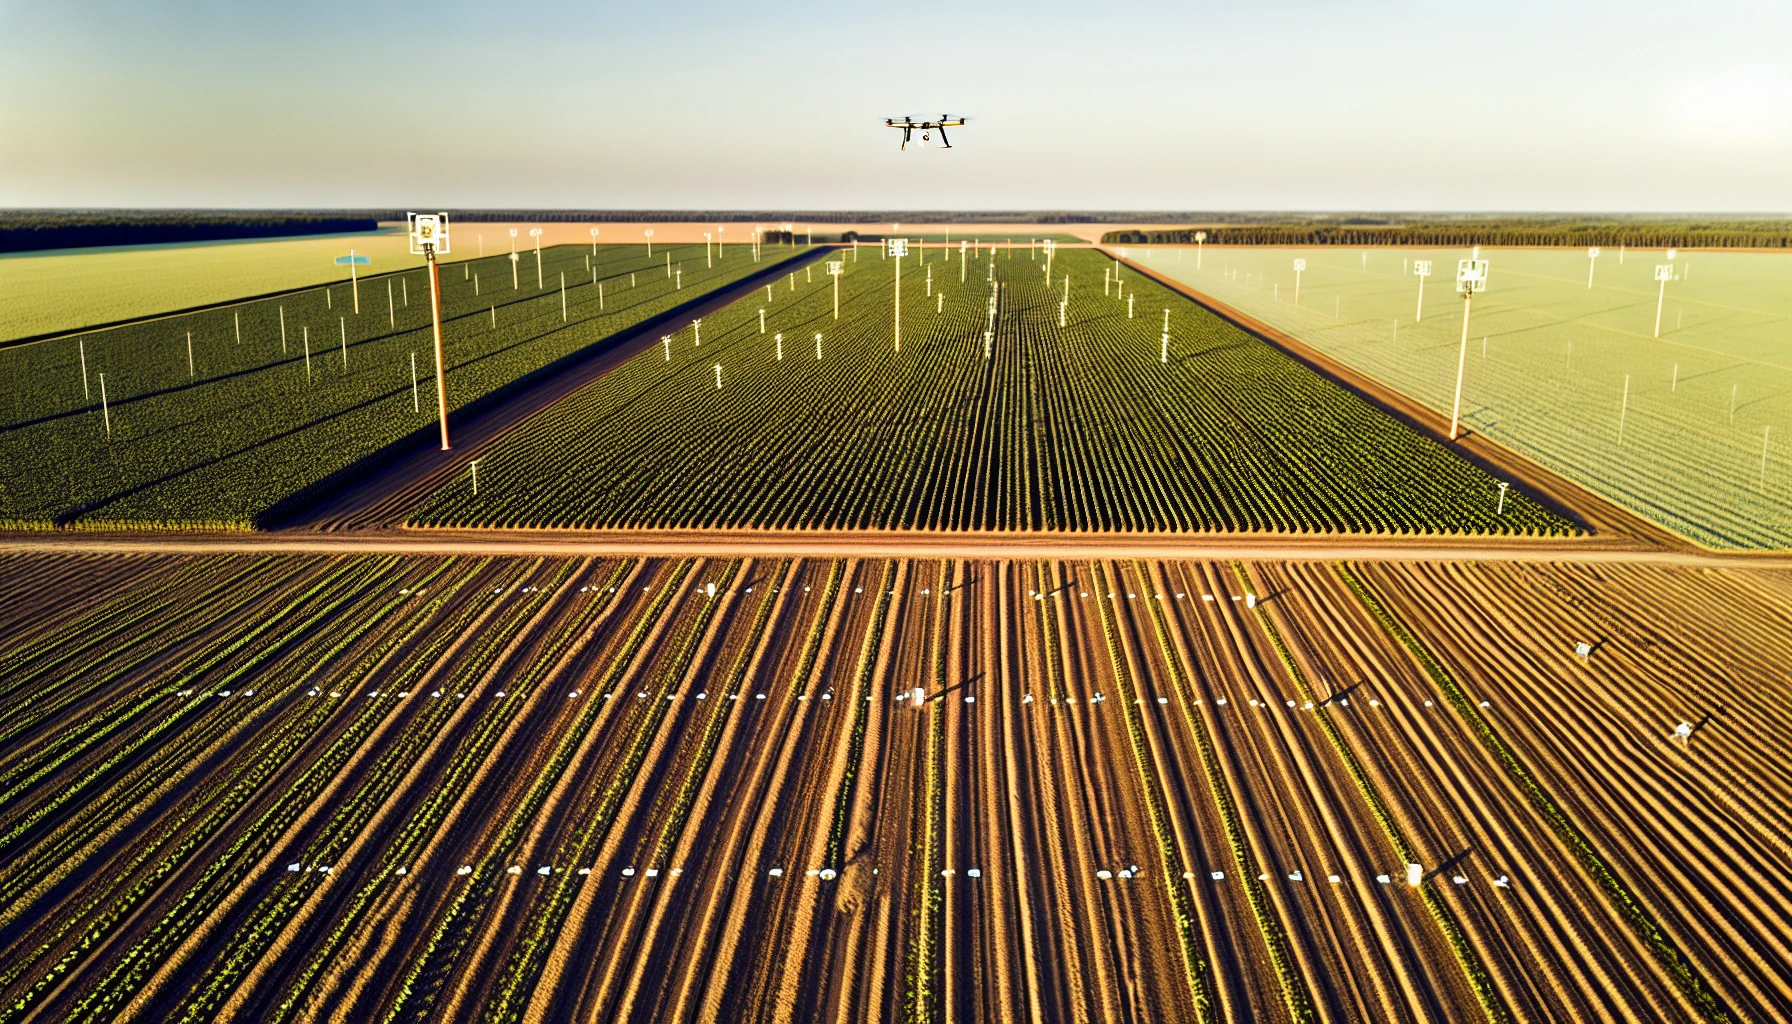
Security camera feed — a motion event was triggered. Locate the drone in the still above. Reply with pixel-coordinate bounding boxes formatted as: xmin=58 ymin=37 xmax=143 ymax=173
xmin=884 ymin=115 xmax=967 ymax=150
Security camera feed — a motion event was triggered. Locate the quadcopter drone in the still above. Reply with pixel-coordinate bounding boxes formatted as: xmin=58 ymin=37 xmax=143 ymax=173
xmin=884 ymin=115 xmax=967 ymax=150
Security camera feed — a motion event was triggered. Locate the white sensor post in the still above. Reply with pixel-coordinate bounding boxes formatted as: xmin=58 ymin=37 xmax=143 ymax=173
xmin=408 ymin=212 xmax=453 ymax=450
xmin=1293 ymin=258 xmax=1306 ymax=305
xmin=1194 ymin=231 xmax=1206 ymax=269
xmin=827 ymin=260 xmax=843 ymax=319
xmin=1413 ymin=260 xmax=1432 ymax=322
xmin=888 ymin=237 xmax=909 ymax=351
xmin=1654 ymin=249 xmax=1676 ymax=337
xmin=1450 ymin=258 xmax=1489 ymax=441
xmin=1586 ymin=246 xmax=1600 ymax=288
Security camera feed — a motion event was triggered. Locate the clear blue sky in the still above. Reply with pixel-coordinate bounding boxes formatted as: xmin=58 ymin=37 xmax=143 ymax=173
xmin=2 ymin=0 xmax=1787 ymax=211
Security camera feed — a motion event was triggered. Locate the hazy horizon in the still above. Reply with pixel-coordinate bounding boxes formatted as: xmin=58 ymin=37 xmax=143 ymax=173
xmin=3 ymin=0 xmax=1788 ymax=213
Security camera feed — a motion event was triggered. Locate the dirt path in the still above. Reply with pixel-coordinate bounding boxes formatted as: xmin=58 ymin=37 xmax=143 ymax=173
xmin=9 ymin=525 xmax=1791 ymax=569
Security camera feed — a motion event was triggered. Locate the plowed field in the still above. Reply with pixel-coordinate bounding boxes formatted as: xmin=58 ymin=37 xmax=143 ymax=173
xmin=2 ymin=551 xmax=1785 ymax=1022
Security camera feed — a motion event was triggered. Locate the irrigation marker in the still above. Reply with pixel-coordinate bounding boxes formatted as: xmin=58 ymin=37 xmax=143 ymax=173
xmin=1293 ymin=257 xmax=1305 ymax=304
xmin=99 ymin=373 xmax=109 ymax=436
xmin=828 ymin=261 xmax=843 ymax=319
xmin=186 ymin=331 xmax=194 ymax=377
xmin=78 ymin=338 xmax=89 ymax=400
xmin=1586 ymin=246 xmax=1600 ymax=287
xmin=410 ymin=351 xmax=419 ymax=412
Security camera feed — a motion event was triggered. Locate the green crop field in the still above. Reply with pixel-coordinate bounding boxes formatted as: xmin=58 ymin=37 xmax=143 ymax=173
xmin=0 ymin=243 xmax=789 ymax=528
xmin=1131 ymin=245 xmax=1792 ymax=548
xmin=0 ymin=227 xmax=481 ymax=342
xmin=408 ymin=246 xmax=1570 ymax=535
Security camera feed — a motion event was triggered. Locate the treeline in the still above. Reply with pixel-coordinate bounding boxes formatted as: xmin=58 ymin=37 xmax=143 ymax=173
xmin=0 ymin=211 xmax=378 ymax=253
xmin=1102 ymin=220 xmax=1792 ymax=249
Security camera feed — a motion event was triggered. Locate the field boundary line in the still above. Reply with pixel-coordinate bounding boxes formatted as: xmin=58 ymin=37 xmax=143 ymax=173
xmin=1333 ymin=562 xmax=1735 ymax=1024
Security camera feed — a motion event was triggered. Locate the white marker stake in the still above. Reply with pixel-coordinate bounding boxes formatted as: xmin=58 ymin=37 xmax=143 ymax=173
xmin=662 ymin=336 xmax=671 ymax=361
xmin=403 ymin=278 xmax=408 ymax=307
xmin=470 ymin=459 xmax=479 ymax=496
xmin=1497 ymin=481 xmax=1509 ymax=515
xmin=1619 ymin=375 xmax=1630 ymax=443
xmin=303 ymin=326 xmax=311 ymax=380
xmin=340 ymin=317 xmax=348 ymax=370
xmin=411 ymin=351 xmax=419 ymax=412
xmin=815 ymin=333 xmax=823 ymax=360
xmin=326 ymin=286 xmax=332 ymax=310
xmin=1293 ymin=258 xmax=1305 ymax=304
xmin=561 ymin=272 xmax=567 ymax=320
xmin=1413 ymin=260 xmax=1432 ymax=322
xmin=186 ymin=331 xmax=194 ymax=377
xmin=1587 ymin=246 xmax=1600 ymax=288
xmin=280 ymin=306 xmax=286 ymax=352
xmin=1162 ymin=308 xmax=1169 ymax=334
xmin=79 ymin=338 xmax=90 ymax=400
xmin=599 ymin=282 xmax=604 ymax=309
xmin=776 ymin=333 xmax=783 ymax=360
xmin=759 ymin=309 xmax=766 ymax=334
xmin=693 ymin=319 xmax=701 ymax=347
xmin=388 ymin=280 xmax=396 ymax=326
xmin=1195 ymin=231 xmax=1205 ymax=269
xmin=1128 ymin=294 xmax=1135 ymax=318
xmin=676 ymin=268 xmax=681 ymax=290
xmin=1653 ymin=264 xmax=1672 ymax=337
xmin=99 ymin=373 xmax=109 ymax=436
xmin=714 ymin=364 xmax=723 ymax=389
xmin=1161 ymin=333 xmax=1168 ymax=364
xmin=234 ymin=310 xmax=240 ymax=344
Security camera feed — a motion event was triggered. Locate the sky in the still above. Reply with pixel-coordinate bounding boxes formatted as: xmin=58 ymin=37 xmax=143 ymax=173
xmin=1 ymin=0 xmax=1789 ymax=212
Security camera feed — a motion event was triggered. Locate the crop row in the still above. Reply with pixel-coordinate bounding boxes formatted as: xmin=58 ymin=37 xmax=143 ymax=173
xmin=1333 ymin=563 xmax=1732 ymax=1023
xmin=1230 ymin=562 xmax=1506 ymax=1022
xmin=410 ymin=246 xmax=1571 ymax=535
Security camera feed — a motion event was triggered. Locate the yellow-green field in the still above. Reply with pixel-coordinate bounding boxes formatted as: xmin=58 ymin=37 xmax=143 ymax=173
xmin=1131 ymin=245 xmax=1792 ymax=548
xmin=0 ymin=226 xmax=467 ymax=342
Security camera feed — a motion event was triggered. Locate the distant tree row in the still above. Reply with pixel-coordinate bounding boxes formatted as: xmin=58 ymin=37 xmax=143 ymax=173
xmin=1101 ymin=221 xmax=1792 ymax=249
xmin=0 ymin=212 xmax=378 ymax=254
